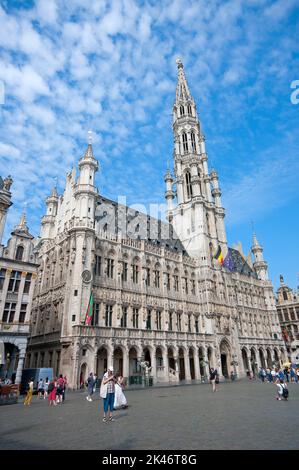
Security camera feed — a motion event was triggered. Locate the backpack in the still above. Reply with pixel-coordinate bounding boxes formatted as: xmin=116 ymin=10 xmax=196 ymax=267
xmin=282 ymin=386 xmax=289 ymax=399
xmin=48 ymin=382 xmax=54 ymax=393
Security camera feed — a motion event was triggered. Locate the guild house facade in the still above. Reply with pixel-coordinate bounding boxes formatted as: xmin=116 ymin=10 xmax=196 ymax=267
xmin=0 ymin=176 xmax=38 ymax=384
xmin=26 ymin=60 xmax=286 ymax=388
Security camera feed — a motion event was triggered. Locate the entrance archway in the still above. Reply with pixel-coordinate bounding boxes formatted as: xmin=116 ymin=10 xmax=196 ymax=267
xmin=242 ymin=348 xmax=249 ymax=373
xmin=259 ymin=349 xmax=266 ymax=369
xmin=274 ymin=349 xmax=279 ymax=366
xmin=266 ymin=349 xmax=272 ymax=368
xmin=219 ymin=340 xmax=231 ymax=378
xmin=79 ymin=363 xmax=87 ymax=388
xmin=168 ymin=347 xmax=175 ymax=372
xmin=250 ymin=348 xmax=258 ymax=375
xmin=189 ymin=348 xmax=195 ymax=380
xmin=96 ymin=347 xmax=108 ymax=378
xmin=129 ymin=347 xmax=139 ymax=376
xmin=198 ymin=347 xmax=205 ymax=377
xmin=178 ymin=347 xmax=185 ymax=381
xmin=114 ymin=347 xmax=123 ymax=376
xmin=0 ymin=343 xmax=20 ymax=383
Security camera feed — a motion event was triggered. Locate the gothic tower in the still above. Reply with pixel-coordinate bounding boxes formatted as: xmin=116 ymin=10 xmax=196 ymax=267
xmin=167 ymin=59 xmax=227 ymax=262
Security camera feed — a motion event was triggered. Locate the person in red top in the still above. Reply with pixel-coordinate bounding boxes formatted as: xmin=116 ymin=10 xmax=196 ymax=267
xmin=48 ymin=379 xmax=57 ymax=406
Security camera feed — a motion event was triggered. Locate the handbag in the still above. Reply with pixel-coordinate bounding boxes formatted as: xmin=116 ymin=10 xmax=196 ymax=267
xmin=100 ymin=380 xmax=108 ymax=399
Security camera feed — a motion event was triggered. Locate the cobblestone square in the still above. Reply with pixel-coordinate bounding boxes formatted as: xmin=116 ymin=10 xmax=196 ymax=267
xmin=1 ymin=379 xmax=298 ymax=450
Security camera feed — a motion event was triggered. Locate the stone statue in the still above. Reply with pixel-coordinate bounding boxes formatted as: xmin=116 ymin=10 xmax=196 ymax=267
xmin=3 ymin=175 xmax=13 ymax=191
xmin=139 ymin=360 xmax=152 ymax=378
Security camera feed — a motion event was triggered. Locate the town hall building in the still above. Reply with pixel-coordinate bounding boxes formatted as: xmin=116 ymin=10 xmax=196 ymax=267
xmin=26 ymin=60 xmax=286 ymax=388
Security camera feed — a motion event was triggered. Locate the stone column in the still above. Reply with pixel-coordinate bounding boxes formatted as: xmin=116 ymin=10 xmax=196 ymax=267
xmin=151 ymin=349 xmax=157 ymax=384
xmin=15 ymin=350 xmax=26 ymax=385
xmin=184 ymin=349 xmax=191 ymax=381
xmin=194 ymin=348 xmax=201 ymax=380
xmin=162 ymin=347 xmax=169 ymax=383
xmin=123 ymin=347 xmax=129 ymax=382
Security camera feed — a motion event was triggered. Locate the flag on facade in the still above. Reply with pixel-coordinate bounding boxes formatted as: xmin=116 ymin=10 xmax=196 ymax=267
xmin=214 ymin=245 xmax=224 ymax=265
xmin=223 ymin=248 xmax=235 ymax=272
xmin=85 ymin=292 xmax=94 ymax=326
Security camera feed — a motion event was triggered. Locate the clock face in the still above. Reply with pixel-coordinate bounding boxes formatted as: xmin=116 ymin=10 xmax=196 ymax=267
xmin=82 ymin=270 xmax=92 ymax=283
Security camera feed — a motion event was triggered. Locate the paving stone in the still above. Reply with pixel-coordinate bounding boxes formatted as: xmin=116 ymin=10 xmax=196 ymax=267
xmin=0 ymin=379 xmax=298 ymax=450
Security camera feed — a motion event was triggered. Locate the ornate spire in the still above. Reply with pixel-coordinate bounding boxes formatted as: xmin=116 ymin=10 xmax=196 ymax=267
xmin=252 ymin=233 xmax=260 ymax=248
xmin=175 ymin=58 xmax=193 ymax=103
xmin=83 ymin=130 xmax=95 ymax=159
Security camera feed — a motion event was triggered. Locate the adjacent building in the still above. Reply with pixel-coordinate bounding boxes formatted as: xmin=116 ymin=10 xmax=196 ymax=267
xmin=0 ymin=176 xmax=38 ymax=383
xmin=276 ymin=275 xmax=299 ymax=363
xmin=26 ymin=60 xmax=286 ymax=388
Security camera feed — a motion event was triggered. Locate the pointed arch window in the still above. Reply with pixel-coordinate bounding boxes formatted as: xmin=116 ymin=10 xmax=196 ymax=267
xmin=180 ymin=105 xmax=185 ymax=116
xmin=182 ymin=133 xmax=188 ymax=152
xmin=190 ymin=132 xmax=196 ymax=152
xmin=187 ymin=104 xmax=192 ymax=115
xmin=186 ymin=171 xmax=193 ymax=199
xmin=16 ymin=246 xmax=24 ymax=261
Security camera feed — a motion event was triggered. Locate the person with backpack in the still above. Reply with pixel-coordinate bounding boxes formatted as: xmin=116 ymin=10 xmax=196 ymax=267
xmin=56 ymin=375 xmax=65 ymax=403
xmin=276 ymin=379 xmax=289 ymax=401
xmin=43 ymin=377 xmax=50 ymax=399
xmin=37 ymin=378 xmax=44 ymax=399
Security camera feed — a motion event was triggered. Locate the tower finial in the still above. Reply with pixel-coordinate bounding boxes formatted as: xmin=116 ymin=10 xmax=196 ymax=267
xmin=176 ymin=57 xmax=183 ymax=69
xmin=88 ymin=130 xmax=93 ymax=144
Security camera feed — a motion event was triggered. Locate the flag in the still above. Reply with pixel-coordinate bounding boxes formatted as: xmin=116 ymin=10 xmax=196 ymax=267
xmin=214 ymin=245 xmax=224 ymax=265
xmin=84 ymin=292 xmax=94 ymax=326
xmin=223 ymin=248 xmax=235 ymax=272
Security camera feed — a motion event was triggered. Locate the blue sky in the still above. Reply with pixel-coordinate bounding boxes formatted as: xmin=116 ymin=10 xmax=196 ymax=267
xmin=0 ymin=0 xmax=298 ymax=290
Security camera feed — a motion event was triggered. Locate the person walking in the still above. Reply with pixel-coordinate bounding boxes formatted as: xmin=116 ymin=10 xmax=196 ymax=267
xmin=276 ymin=379 xmax=289 ymax=401
xmin=44 ymin=377 xmax=49 ymax=400
xmin=24 ymin=378 xmax=34 ymax=406
xmin=56 ymin=375 xmax=65 ymax=404
xmin=62 ymin=376 xmax=67 ymax=401
xmin=37 ymin=378 xmax=44 ymax=399
xmin=209 ymin=367 xmax=217 ymax=392
xmin=100 ymin=366 xmax=116 ymax=422
xmin=93 ymin=374 xmax=98 ymax=394
xmin=296 ymin=368 xmax=299 ymax=383
xmin=86 ymin=372 xmax=95 ymax=402
xmin=48 ymin=378 xmax=57 ymax=406
xmin=260 ymin=368 xmax=266 ymax=383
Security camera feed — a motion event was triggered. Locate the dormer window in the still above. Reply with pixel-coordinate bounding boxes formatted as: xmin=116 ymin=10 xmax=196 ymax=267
xmin=16 ymin=245 xmax=24 ymax=261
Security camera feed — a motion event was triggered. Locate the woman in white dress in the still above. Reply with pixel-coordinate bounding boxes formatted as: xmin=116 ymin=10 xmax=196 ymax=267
xmin=114 ymin=376 xmax=128 ymax=409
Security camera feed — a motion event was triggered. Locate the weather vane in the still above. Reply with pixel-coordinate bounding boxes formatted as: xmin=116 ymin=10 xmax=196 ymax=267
xmin=88 ymin=130 xmax=93 ymax=144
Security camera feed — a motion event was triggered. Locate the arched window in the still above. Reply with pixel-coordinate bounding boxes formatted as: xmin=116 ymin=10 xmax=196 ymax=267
xmin=186 ymin=171 xmax=193 ymax=198
xmin=283 ymin=291 xmax=288 ymax=301
xmin=187 ymin=104 xmax=192 ymax=115
xmin=190 ymin=132 xmax=196 ymax=152
xmin=16 ymin=245 xmax=24 ymax=261
xmin=180 ymin=105 xmax=184 ymax=116
xmin=182 ymin=133 xmax=188 ymax=152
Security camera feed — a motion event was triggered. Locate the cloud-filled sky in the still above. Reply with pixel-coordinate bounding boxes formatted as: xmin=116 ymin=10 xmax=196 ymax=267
xmin=0 ymin=0 xmax=298 ymax=290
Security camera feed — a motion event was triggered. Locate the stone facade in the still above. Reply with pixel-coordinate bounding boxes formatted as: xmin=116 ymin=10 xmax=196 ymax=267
xmin=276 ymin=275 xmax=299 ymax=363
xmin=26 ymin=61 xmax=286 ymax=388
xmin=0 ymin=180 xmax=38 ymax=383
